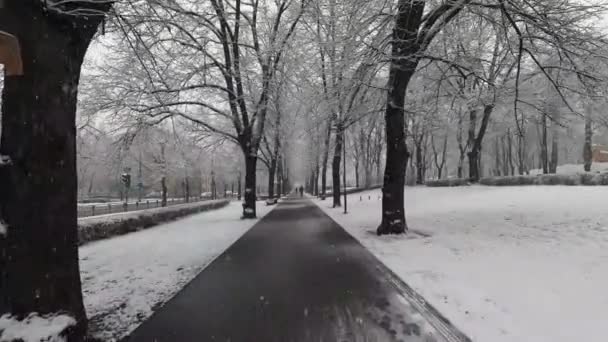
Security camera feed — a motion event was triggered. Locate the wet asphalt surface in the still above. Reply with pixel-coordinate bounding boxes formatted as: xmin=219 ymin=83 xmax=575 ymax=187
xmin=126 ymin=197 xmax=455 ymax=342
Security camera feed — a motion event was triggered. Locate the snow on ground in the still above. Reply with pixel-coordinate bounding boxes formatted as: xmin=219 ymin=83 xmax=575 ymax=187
xmin=530 ymin=162 xmax=608 ymax=175
xmin=80 ymin=201 xmax=273 ymax=341
xmin=0 ymin=313 xmax=76 ymax=342
xmin=317 ymin=186 xmax=608 ymax=342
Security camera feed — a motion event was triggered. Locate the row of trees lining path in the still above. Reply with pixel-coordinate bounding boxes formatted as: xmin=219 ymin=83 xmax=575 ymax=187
xmin=2 ymin=0 xmax=608 ymax=341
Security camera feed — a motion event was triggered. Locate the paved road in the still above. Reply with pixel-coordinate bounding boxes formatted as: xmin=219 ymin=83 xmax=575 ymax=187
xmin=126 ymin=198 xmax=469 ymax=342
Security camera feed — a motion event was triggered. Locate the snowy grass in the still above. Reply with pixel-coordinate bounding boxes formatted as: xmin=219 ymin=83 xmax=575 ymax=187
xmin=80 ymin=201 xmax=274 ymax=341
xmin=317 ymin=186 xmax=608 ymax=342
xmin=0 ymin=313 xmax=76 ymax=342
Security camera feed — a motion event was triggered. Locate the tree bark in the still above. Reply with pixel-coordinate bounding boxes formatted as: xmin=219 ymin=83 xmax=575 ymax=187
xmin=332 ymin=124 xmax=343 ymax=207
xmin=549 ymin=129 xmax=559 ymax=173
xmin=507 ymin=129 xmax=515 ymax=175
xmin=0 ymin=5 xmax=108 ymax=340
xmin=237 ymin=172 xmax=242 ymax=200
xmin=377 ymin=0 xmax=424 ymax=235
xmin=494 ymin=136 xmax=501 ymax=176
xmin=467 ymin=105 xmax=493 ymax=182
xmin=415 ymin=134 xmax=424 ymax=184
xmin=267 ymin=158 xmax=276 ymax=199
xmin=541 ymin=113 xmax=549 ymax=174
xmin=517 ymin=133 xmax=526 ymax=175
xmin=313 ymin=165 xmax=319 ymax=196
xmin=584 ymin=117 xmax=593 ymax=172
xmin=456 ymin=106 xmax=466 ymax=179
xmin=501 ymin=135 xmax=509 ymax=176
xmin=354 ymin=158 xmax=359 ymax=188
xmin=320 ymin=115 xmax=333 ymax=200
xmin=242 ymin=153 xmax=258 ymax=218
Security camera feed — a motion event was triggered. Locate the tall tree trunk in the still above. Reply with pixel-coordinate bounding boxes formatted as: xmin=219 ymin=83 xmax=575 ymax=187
xmin=468 ymin=149 xmax=480 ymax=181
xmin=540 ymin=113 xmax=549 ymax=174
xmin=501 ymin=135 xmax=509 ymax=176
xmin=467 ymin=105 xmax=493 ymax=182
xmin=332 ymin=124 xmax=343 ymax=207
xmin=507 ymin=129 xmax=514 ymax=175
xmin=354 ymin=159 xmax=359 ymax=189
xmin=320 ymin=115 xmax=333 ymax=200
xmin=517 ymin=133 xmax=526 ymax=175
xmin=313 ymin=164 xmax=319 ymax=196
xmin=457 ymin=154 xmax=465 ymax=178
xmin=267 ymin=158 xmax=276 ymax=199
xmin=377 ymin=0 xmax=424 ymax=235
xmin=467 ymin=109 xmax=479 ymax=181
xmin=456 ymin=107 xmax=466 ymax=179
xmin=415 ymin=135 xmax=424 ymax=185
xmin=549 ymin=129 xmax=559 ymax=174
xmin=237 ymin=172 xmax=242 ymax=200
xmin=243 ymin=154 xmax=258 ymax=218
xmin=185 ymin=178 xmax=191 ymax=202
xmin=276 ymin=157 xmax=283 ymax=197
xmin=584 ymin=117 xmax=593 ymax=172
xmin=432 ymin=134 xmax=448 ymax=180
xmin=494 ymin=136 xmax=502 ymax=176
xmin=161 ymin=177 xmax=168 ymax=206
xmin=0 ymin=5 xmax=108 ymax=340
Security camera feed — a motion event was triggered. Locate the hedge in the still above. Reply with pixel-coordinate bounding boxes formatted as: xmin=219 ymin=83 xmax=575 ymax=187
xmin=77 ymin=200 xmax=230 ymax=245
xmin=479 ymin=173 xmax=608 ymax=186
xmin=425 ymin=178 xmax=470 ymax=187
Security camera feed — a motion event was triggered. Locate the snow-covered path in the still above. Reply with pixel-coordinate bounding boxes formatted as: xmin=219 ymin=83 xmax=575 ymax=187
xmin=80 ymin=201 xmax=273 ymax=341
xmin=317 ymin=186 xmax=608 ymax=342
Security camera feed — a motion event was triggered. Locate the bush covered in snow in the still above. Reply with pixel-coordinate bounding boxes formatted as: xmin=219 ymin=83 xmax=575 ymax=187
xmin=479 ymin=173 xmax=608 ymax=186
xmin=425 ymin=178 xmax=470 ymax=187
xmin=77 ymin=200 xmax=229 ymax=245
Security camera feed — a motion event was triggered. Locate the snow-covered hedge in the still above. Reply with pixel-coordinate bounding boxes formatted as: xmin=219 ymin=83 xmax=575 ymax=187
xmin=425 ymin=178 xmax=470 ymax=187
xmin=0 ymin=313 xmax=76 ymax=342
xmin=77 ymin=200 xmax=230 ymax=245
xmin=479 ymin=173 xmax=608 ymax=186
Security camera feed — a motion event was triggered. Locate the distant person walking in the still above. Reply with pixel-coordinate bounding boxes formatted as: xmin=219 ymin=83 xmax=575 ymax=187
xmin=299 ymin=186 xmax=304 ymax=197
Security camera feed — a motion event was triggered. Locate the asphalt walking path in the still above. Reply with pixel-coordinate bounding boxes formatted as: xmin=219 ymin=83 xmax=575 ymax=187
xmin=126 ymin=197 xmax=469 ymax=342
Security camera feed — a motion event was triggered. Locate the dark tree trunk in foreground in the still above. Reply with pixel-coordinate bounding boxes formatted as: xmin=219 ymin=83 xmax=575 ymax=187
xmin=377 ymin=0 xmax=425 ymax=235
xmin=243 ymin=154 xmax=258 ymax=218
xmin=332 ymin=125 xmax=343 ymax=207
xmin=0 ymin=4 xmax=108 ymax=340
xmin=584 ymin=117 xmax=593 ymax=172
